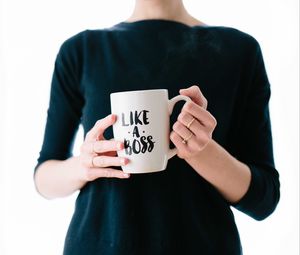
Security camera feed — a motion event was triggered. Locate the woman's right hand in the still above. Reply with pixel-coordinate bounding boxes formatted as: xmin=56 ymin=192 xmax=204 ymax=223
xmin=78 ymin=114 xmax=130 ymax=182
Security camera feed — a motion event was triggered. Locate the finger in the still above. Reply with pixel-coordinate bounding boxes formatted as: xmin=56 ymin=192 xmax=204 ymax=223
xmin=85 ymin=114 xmax=117 ymax=142
xmin=92 ymin=155 xmax=129 ymax=168
xmin=93 ymin=140 xmax=124 ymax=154
xmin=172 ymin=121 xmax=201 ymax=151
xmin=177 ymin=112 xmax=213 ymax=149
xmin=172 ymin=121 xmax=195 ymax=139
xmin=81 ymin=140 xmax=123 ymax=154
xmin=177 ymin=111 xmax=206 ymax=135
xmin=86 ymin=168 xmax=130 ymax=180
xmin=182 ymin=101 xmax=217 ymax=129
xmin=170 ymin=131 xmax=190 ymax=155
xmin=179 ymin=85 xmax=208 ymax=109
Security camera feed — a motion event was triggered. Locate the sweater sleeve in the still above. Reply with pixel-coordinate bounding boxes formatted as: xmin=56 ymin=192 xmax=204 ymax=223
xmin=229 ymin=39 xmax=280 ymax=220
xmin=34 ymin=33 xmax=85 ymax=175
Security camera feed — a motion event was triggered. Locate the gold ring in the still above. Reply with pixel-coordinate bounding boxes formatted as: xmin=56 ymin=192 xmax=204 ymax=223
xmin=182 ymin=132 xmax=193 ymax=144
xmin=187 ymin=117 xmax=195 ymax=129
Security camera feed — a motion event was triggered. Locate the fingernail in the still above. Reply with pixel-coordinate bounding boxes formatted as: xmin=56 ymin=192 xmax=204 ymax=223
xmin=123 ymin=173 xmax=130 ymax=177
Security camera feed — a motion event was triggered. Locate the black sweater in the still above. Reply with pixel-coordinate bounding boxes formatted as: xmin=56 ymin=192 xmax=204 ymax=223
xmin=35 ymin=19 xmax=280 ymax=255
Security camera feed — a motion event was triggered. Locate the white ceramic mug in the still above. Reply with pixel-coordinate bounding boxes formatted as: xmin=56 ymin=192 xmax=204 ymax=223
xmin=110 ymin=89 xmax=191 ymax=174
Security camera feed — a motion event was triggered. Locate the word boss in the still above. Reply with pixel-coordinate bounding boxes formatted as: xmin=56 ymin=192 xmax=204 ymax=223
xmin=121 ymin=110 xmax=155 ymax=155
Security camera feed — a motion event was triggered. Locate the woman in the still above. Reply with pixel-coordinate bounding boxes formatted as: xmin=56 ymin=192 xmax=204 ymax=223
xmin=34 ymin=0 xmax=280 ymax=254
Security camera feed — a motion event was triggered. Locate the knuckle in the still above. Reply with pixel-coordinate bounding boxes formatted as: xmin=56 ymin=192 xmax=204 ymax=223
xmin=95 ymin=156 xmax=105 ymax=167
xmin=207 ymin=117 xmax=217 ymax=129
xmin=177 ymin=113 xmax=184 ymax=122
xmin=178 ymin=112 xmax=187 ymax=122
xmin=191 ymin=85 xmax=199 ymax=91
xmin=178 ymin=123 xmax=185 ymax=132
xmin=185 ymin=101 xmax=194 ymax=111
xmin=170 ymin=131 xmax=176 ymax=140
xmin=208 ymin=131 xmax=213 ymax=139
xmin=212 ymin=117 xmax=217 ymax=128
xmin=173 ymin=122 xmax=183 ymax=132
xmin=103 ymin=169 xmax=112 ymax=178
xmin=172 ymin=122 xmax=179 ymax=130
xmin=206 ymin=122 xmax=213 ymax=130
xmin=196 ymin=145 xmax=203 ymax=152
xmin=194 ymin=135 xmax=205 ymax=147
xmin=93 ymin=141 xmax=102 ymax=152
xmin=193 ymin=140 xmax=203 ymax=152
xmin=202 ymin=133 xmax=211 ymax=144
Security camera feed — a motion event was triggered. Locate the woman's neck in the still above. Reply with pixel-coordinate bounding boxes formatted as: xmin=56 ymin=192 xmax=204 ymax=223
xmin=126 ymin=0 xmax=204 ymax=26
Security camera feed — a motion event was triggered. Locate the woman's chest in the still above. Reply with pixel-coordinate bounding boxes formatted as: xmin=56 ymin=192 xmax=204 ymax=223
xmin=79 ymin=50 xmax=241 ymax=145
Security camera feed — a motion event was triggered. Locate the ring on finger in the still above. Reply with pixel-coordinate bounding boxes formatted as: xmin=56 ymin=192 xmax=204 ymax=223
xmin=182 ymin=132 xmax=193 ymax=144
xmin=187 ymin=117 xmax=195 ymax=129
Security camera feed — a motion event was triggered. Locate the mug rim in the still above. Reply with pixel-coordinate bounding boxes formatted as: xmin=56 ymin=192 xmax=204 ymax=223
xmin=110 ymin=88 xmax=168 ymax=96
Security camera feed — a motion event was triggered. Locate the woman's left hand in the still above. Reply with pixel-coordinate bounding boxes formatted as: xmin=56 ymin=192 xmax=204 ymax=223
xmin=170 ymin=85 xmax=217 ymax=160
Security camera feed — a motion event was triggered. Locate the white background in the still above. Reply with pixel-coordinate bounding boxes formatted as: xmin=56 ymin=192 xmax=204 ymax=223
xmin=0 ymin=0 xmax=299 ymax=254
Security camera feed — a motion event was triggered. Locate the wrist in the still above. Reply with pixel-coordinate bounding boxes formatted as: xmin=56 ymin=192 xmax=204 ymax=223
xmin=65 ymin=156 xmax=88 ymax=189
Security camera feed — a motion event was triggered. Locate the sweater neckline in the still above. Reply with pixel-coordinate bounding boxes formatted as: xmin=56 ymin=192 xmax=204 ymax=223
xmin=116 ymin=19 xmax=209 ymax=29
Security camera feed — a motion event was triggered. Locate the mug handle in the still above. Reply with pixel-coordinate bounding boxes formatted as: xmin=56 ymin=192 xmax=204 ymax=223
xmin=167 ymin=95 xmax=191 ymax=159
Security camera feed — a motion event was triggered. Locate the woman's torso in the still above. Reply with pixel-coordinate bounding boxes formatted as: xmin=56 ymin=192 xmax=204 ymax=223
xmin=62 ymin=20 xmax=255 ymax=255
